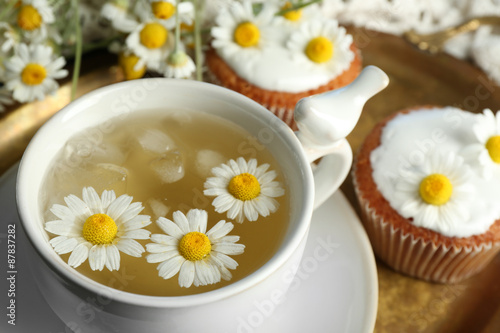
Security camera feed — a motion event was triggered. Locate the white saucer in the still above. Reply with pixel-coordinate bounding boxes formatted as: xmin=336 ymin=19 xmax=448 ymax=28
xmin=0 ymin=164 xmax=377 ymax=333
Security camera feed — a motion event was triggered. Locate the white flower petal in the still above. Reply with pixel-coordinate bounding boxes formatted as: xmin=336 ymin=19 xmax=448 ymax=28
xmin=89 ymin=245 xmax=106 ymax=271
xmin=212 ymin=243 xmax=245 ymax=256
xmin=82 ymin=187 xmax=103 ymax=214
xmin=178 ymin=260 xmax=195 ymax=288
xmin=157 ymin=216 xmax=184 ymax=238
xmin=105 ymin=245 xmax=121 ymax=271
xmin=106 ymin=194 xmax=133 ymax=220
xmin=186 ymin=209 xmax=207 ymax=233
xmin=172 ymin=211 xmax=191 ymax=234
xmin=51 ymin=237 xmax=78 ymax=254
xmin=150 ymin=233 xmax=178 ymax=246
xmin=206 ymin=220 xmax=233 ymax=240
xmin=157 ymin=256 xmax=184 ymax=279
xmin=121 ymin=228 xmax=151 ymax=240
xmin=116 ymin=239 xmax=145 ymax=257
xmin=146 ymin=242 xmax=177 ymax=254
xmin=68 ymin=242 xmax=91 ymax=268
xmin=147 ymin=251 xmax=179 ymax=263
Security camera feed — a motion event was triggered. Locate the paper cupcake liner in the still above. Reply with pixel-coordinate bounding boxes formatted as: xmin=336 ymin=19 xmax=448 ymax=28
xmin=353 ymin=171 xmax=500 ymax=284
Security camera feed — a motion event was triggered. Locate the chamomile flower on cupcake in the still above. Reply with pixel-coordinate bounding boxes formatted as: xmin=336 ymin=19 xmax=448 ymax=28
xmin=207 ymin=1 xmax=361 ymax=129
xmin=354 ymin=106 xmax=500 ymax=283
xmin=204 ymin=157 xmax=285 ymax=223
xmin=146 ymin=209 xmax=245 ymax=288
xmin=211 ymin=0 xmax=276 ymax=62
xmin=394 ymin=150 xmax=474 ymax=235
xmin=15 ymin=0 xmax=55 ymax=42
xmin=45 ymin=187 xmax=152 ymax=271
xmin=462 ymin=109 xmax=500 ymax=179
xmin=4 ymin=43 xmax=68 ymax=103
xmin=287 ymin=19 xmax=354 ymax=77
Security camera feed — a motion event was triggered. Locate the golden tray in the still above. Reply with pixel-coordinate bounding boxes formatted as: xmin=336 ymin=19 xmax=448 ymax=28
xmin=1 ymin=28 xmax=500 ymax=332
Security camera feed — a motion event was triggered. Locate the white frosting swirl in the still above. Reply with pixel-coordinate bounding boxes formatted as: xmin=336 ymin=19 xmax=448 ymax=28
xmin=370 ymin=107 xmax=500 ymax=238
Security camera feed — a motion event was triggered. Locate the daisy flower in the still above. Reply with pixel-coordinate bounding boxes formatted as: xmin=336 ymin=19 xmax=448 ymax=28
xmin=124 ymin=19 xmax=175 ymax=71
xmin=15 ymin=0 xmax=55 ymax=42
xmin=162 ymin=50 xmax=195 ymax=79
xmin=146 ymin=209 xmax=245 ymax=288
xmin=4 ymin=43 xmax=68 ymax=103
xmin=211 ymin=0 xmax=276 ymax=62
xmin=45 ymin=187 xmax=152 ymax=271
xmin=394 ymin=150 xmax=474 ymax=235
xmin=461 ymin=109 xmax=500 ymax=179
xmin=204 ymin=157 xmax=285 ymax=223
xmin=286 ymin=19 xmax=354 ymax=77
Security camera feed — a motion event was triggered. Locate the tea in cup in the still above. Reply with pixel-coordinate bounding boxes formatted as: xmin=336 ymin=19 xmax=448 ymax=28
xmin=17 ymin=66 xmax=388 ymax=332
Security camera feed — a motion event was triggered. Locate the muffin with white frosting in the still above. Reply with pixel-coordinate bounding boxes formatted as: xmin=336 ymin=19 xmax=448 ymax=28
xmin=207 ymin=0 xmax=361 ymax=129
xmin=353 ymin=106 xmax=500 ymax=283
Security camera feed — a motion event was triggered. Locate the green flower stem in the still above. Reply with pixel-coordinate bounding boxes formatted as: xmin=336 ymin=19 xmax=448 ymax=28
xmin=71 ymin=0 xmax=82 ymax=101
xmin=194 ymin=0 xmax=203 ymax=81
xmin=174 ymin=0 xmax=181 ymax=53
xmin=0 ymin=0 xmax=17 ymax=22
xmin=275 ymin=0 xmax=322 ymax=16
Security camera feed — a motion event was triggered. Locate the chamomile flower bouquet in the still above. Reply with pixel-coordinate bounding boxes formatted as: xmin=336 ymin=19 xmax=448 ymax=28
xmin=0 ymin=0 xmax=321 ymax=112
xmin=0 ymin=0 xmax=205 ymax=111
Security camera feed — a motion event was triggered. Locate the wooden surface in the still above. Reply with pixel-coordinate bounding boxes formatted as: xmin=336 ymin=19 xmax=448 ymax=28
xmin=1 ymin=28 xmax=500 ymax=332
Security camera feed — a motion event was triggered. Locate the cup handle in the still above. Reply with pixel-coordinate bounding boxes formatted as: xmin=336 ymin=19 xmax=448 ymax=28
xmin=297 ymin=133 xmax=352 ymax=209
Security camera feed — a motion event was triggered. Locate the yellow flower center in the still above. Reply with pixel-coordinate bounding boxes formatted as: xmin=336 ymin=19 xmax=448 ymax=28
xmin=228 ymin=173 xmax=261 ymax=201
xmin=21 ymin=63 xmax=47 ymax=85
xmin=139 ymin=22 xmax=168 ymax=49
xmin=151 ymin=1 xmax=176 ymax=20
xmin=281 ymin=2 xmax=302 ymax=21
xmin=485 ymin=135 xmax=500 ymax=163
xmin=17 ymin=5 xmax=42 ymax=31
xmin=118 ymin=53 xmax=146 ymax=80
xmin=305 ymin=36 xmax=334 ymax=63
xmin=234 ymin=22 xmax=260 ymax=47
xmin=178 ymin=232 xmax=212 ymax=261
xmin=82 ymin=214 xmax=118 ymax=245
xmin=419 ymin=174 xmax=453 ymax=206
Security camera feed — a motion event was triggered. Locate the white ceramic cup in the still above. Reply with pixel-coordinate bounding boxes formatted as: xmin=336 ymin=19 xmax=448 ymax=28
xmin=17 ymin=67 xmax=388 ymax=333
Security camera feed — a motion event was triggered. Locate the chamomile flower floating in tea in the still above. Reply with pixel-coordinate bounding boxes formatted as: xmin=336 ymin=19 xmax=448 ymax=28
xmin=146 ymin=209 xmax=245 ymax=288
xmin=462 ymin=109 xmax=500 ymax=179
xmin=45 ymin=187 xmax=152 ymax=271
xmin=394 ymin=151 xmax=474 ymax=235
xmin=4 ymin=43 xmax=67 ymax=103
xmin=204 ymin=157 xmax=285 ymax=223
xmin=286 ymin=19 xmax=354 ymax=77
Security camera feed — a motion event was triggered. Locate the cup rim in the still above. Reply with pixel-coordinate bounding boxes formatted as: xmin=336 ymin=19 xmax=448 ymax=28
xmin=16 ymin=78 xmax=315 ymax=308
